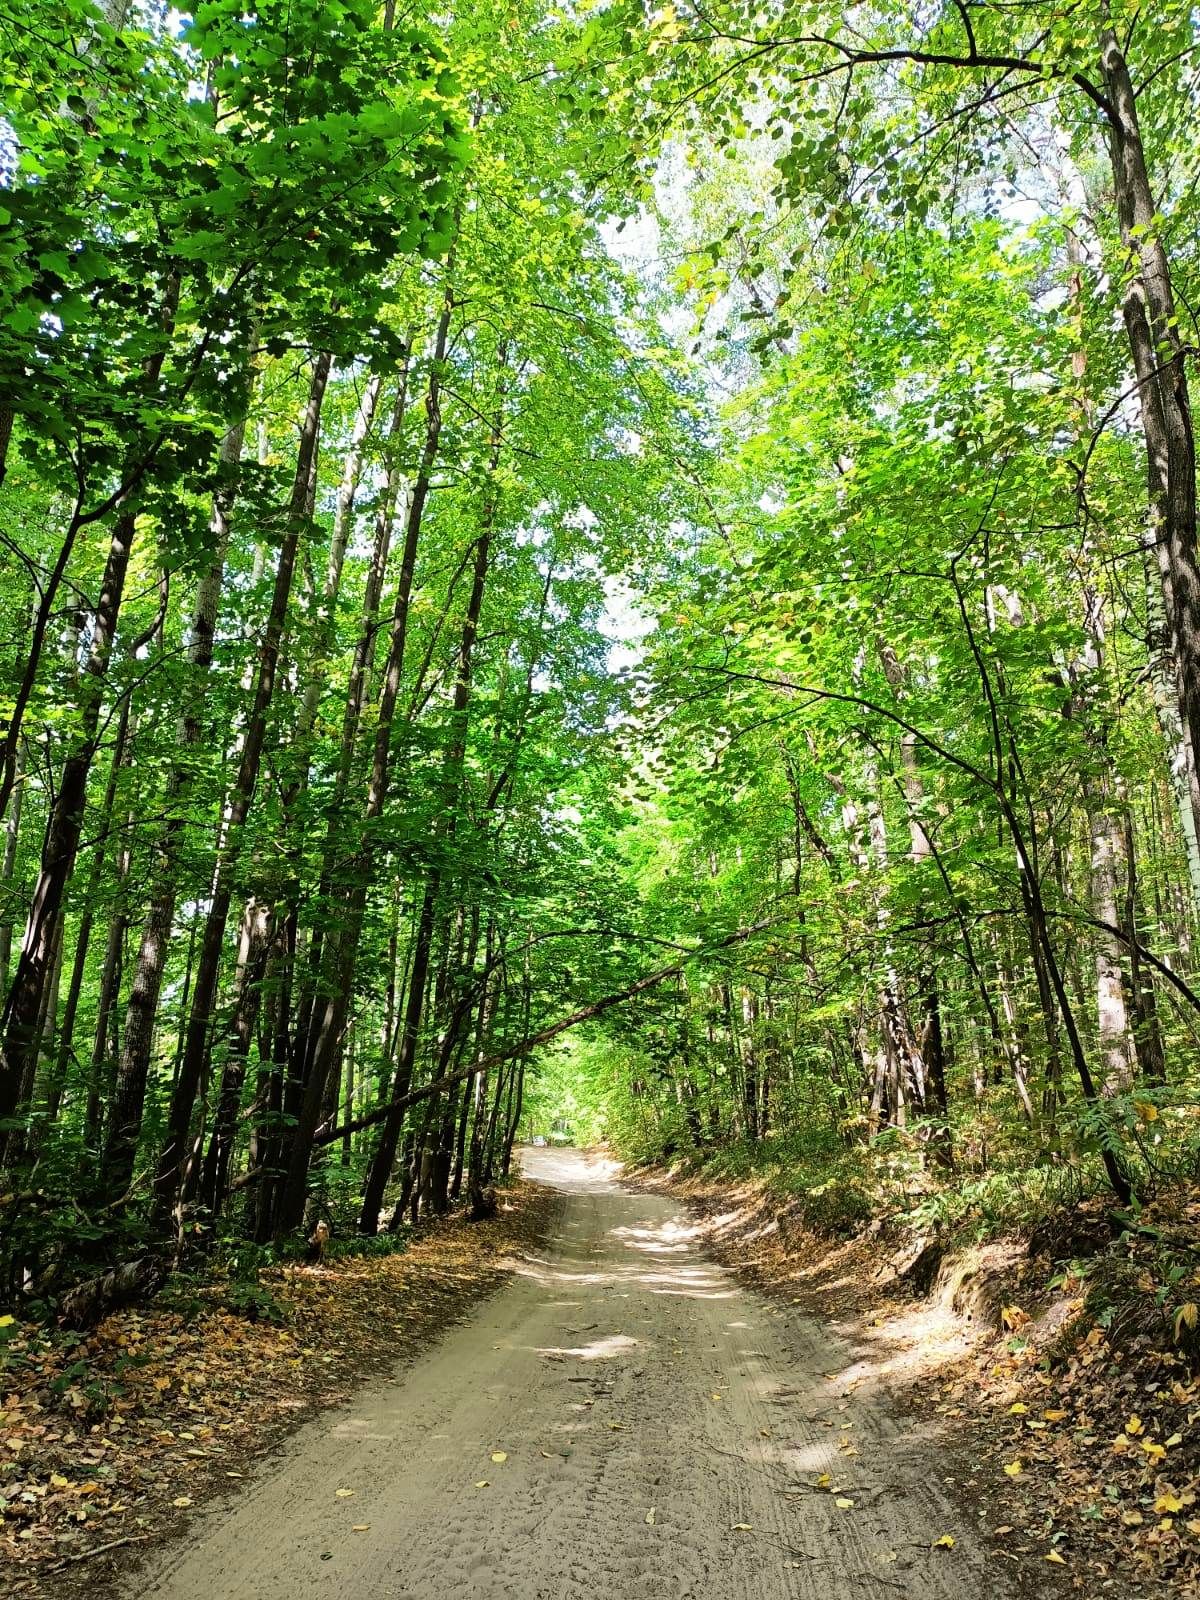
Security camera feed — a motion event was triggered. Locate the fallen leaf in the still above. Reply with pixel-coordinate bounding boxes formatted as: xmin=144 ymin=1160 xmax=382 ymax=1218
xmin=933 ymin=1534 xmax=955 ymax=1549
xmin=1045 ymin=1551 xmax=1067 ymax=1565
xmin=351 ymin=1524 xmax=370 ymax=1533
xmin=335 ymin=1488 xmax=355 ymax=1498
xmin=474 ymin=1480 xmax=490 ymax=1488
xmin=1002 ymin=1460 xmax=1023 ymax=1477
xmin=835 ymin=1497 xmax=855 ymax=1509
xmin=172 ymin=1496 xmax=192 ymax=1508
xmin=645 ymin=1507 xmax=656 ymax=1525
xmin=1009 ymin=1403 xmax=1028 ymax=1415
xmin=491 ymin=1452 xmax=508 ymax=1464
xmin=1155 ymin=1491 xmax=1184 ymax=1515
xmin=731 ymin=1522 xmax=753 ymax=1531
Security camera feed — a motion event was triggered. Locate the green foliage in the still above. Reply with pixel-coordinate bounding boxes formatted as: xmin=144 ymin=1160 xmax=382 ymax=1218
xmin=4 ymin=0 xmax=1200 ymax=1311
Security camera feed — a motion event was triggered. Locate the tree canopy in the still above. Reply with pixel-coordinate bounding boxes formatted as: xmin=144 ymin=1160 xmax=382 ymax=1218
xmin=3 ymin=0 xmax=1200 ymax=1302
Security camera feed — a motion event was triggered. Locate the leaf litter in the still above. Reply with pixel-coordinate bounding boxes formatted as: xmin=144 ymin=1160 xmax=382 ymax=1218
xmin=1 ymin=1179 xmax=560 ymax=1593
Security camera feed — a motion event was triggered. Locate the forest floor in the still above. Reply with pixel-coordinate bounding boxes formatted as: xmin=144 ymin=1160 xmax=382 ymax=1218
xmin=82 ymin=1147 xmax=1027 ymax=1600
xmin=2 ymin=1177 xmax=562 ymax=1596
xmin=8 ymin=1150 xmax=1190 ymax=1600
xmin=636 ymin=1161 xmax=1200 ymax=1598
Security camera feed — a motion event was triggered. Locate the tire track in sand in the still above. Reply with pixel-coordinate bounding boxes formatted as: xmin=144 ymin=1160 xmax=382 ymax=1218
xmin=128 ymin=1148 xmax=1020 ymax=1600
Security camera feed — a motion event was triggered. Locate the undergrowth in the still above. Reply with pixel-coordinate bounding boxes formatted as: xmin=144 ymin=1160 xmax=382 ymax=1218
xmin=643 ymin=1092 xmax=1200 ymax=1249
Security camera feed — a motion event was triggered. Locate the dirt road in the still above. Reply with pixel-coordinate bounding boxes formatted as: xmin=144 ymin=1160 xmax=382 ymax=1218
xmin=130 ymin=1148 xmax=1015 ymax=1599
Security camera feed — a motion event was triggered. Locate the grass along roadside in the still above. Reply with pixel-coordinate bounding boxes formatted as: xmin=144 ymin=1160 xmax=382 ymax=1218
xmin=1 ymin=1178 xmax=563 ymax=1596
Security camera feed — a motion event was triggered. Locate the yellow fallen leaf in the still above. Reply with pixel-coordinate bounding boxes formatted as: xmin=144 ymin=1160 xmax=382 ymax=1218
xmin=172 ymin=1496 xmax=192 ymax=1508
xmin=1142 ymin=1439 xmax=1166 ymax=1462
xmin=474 ymin=1480 xmax=489 ymax=1488
xmin=0 ymin=1315 xmax=14 ymax=1329
xmin=1111 ymin=1434 xmax=1131 ymax=1455
xmin=1046 ymin=1551 xmax=1067 ymax=1565
xmin=711 ymin=1393 xmax=722 ymax=1401
xmin=1009 ymin=1403 xmax=1028 ymax=1415
xmin=491 ymin=1452 xmax=508 ymax=1464
xmin=835 ymin=1497 xmax=855 ymax=1509
xmin=816 ymin=1473 xmax=831 ymax=1488
xmin=1155 ymin=1491 xmax=1184 ymax=1515
xmin=1134 ymin=1100 xmax=1159 ymax=1122
xmin=335 ymin=1488 xmax=355 ymax=1498
xmin=1002 ymin=1461 xmax=1023 ymax=1477
xmin=1043 ymin=1409 xmax=1067 ymax=1423
xmin=50 ymin=1473 xmax=69 ymax=1489
xmin=1125 ymin=1414 xmax=1144 ymax=1436
xmin=933 ymin=1534 xmax=955 ymax=1549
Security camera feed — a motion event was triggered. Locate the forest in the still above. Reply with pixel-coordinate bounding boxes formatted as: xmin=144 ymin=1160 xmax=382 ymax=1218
xmin=2 ymin=0 xmax=1199 ymax=1327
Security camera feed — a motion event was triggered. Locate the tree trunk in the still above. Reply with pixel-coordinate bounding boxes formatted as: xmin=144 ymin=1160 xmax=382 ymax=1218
xmin=151 ymin=351 xmax=331 ymax=1225
xmin=273 ymin=309 xmax=451 ymax=1238
xmin=100 ymin=410 xmax=250 ymax=1203
xmin=1101 ymin=32 xmax=1200 ymax=903
xmin=0 ymin=510 xmax=139 ymax=1160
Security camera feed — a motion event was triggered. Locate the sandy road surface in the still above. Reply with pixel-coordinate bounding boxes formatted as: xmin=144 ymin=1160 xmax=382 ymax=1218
xmin=130 ymin=1148 xmax=1015 ymax=1599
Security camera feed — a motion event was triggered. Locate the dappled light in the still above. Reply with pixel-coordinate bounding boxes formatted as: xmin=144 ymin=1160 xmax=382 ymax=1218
xmin=4 ymin=0 xmax=1200 ymax=1593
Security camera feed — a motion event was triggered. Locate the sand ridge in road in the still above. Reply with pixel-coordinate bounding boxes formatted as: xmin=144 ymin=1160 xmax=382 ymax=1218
xmin=129 ymin=1148 xmax=1017 ymax=1599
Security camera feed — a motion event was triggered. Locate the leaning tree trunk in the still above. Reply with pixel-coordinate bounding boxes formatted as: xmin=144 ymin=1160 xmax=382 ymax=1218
xmin=0 ymin=511 xmax=139 ymax=1162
